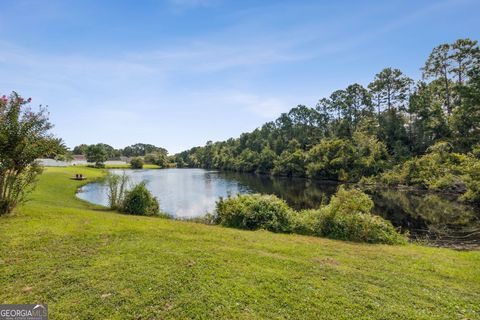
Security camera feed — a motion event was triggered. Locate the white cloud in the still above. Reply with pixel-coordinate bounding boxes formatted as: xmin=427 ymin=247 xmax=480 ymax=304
xmin=190 ymin=90 xmax=292 ymax=118
xmin=223 ymin=92 xmax=289 ymax=118
xmin=125 ymin=35 xmax=309 ymax=73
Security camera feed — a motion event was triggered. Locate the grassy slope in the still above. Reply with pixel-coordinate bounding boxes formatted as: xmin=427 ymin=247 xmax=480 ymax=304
xmin=0 ymin=167 xmax=479 ymax=320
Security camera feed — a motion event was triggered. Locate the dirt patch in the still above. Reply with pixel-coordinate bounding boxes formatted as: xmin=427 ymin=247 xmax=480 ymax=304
xmin=313 ymin=257 xmax=340 ymax=266
xmin=22 ymin=286 xmax=34 ymax=293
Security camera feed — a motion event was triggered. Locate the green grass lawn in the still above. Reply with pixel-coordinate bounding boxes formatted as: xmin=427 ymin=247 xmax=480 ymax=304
xmin=1 ymin=167 xmax=479 ymax=319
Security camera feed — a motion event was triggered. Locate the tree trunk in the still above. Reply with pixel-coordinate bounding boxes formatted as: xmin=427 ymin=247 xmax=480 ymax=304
xmin=443 ymin=66 xmax=451 ymax=115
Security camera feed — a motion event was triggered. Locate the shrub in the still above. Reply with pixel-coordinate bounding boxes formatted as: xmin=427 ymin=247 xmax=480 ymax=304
xmin=325 ymin=186 xmax=373 ymax=215
xmin=319 ymin=208 xmax=407 ymax=244
xmin=291 ymin=187 xmax=407 ymax=244
xmin=0 ymin=92 xmax=57 ymax=214
xmin=462 ymin=160 xmax=480 ymax=203
xmin=319 ymin=187 xmax=406 ymax=244
xmin=214 ymin=194 xmax=293 ymax=232
xmin=291 ymin=209 xmax=322 ymax=235
xmin=213 ymin=188 xmax=406 ymax=244
xmin=472 ymin=144 xmax=480 ymax=159
xmin=106 ymin=172 xmax=129 ymax=210
xmin=130 ymin=157 xmax=144 ymax=169
xmin=122 ymin=182 xmax=160 ymax=216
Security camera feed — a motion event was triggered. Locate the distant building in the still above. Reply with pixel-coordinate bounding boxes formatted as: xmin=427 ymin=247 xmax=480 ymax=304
xmin=105 ymin=156 xmax=131 ymax=164
xmin=37 ymin=155 xmax=131 ymax=167
xmin=37 ymin=159 xmax=69 ymax=167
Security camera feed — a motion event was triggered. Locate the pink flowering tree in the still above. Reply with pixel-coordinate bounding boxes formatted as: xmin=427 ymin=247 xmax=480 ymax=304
xmin=0 ymin=92 xmax=59 ymax=214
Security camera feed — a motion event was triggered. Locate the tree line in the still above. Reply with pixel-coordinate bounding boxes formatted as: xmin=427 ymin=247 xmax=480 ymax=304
xmin=174 ymin=39 xmax=480 ymax=185
xmin=72 ymin=143 xmax=171 ymax=167
xmin=73 ymin=142 xmax=168 ymax=158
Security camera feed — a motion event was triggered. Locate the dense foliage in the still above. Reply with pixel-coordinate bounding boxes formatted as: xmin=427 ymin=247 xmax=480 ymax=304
xmin=175 ymin=39 xmax=480 ymax=192
xmin=85 ymin=144 xmax=108 ymax=168
xmin=144 ymin=151 xmax=169 ymax=168
xmin=380 ymin=141 xmax=480 ymax=203
xmin=73 ymin=142 xmax=171 ymax=167
xmin=130 ymin=157 xmax=144 ymax=169
xmin=121 ymin=182 xmax=160 ymax=216
xmin=73 ymin=143 xmax=167 ymax=158
xmin=214 ymin=194 xmax=293 ymax=232
xmin=213 ymin=188 xmax=406 ymax=244
xmin=292 ymin=187 xmax=408 ymax=244
xmin=0 ymin=93 xmax=65 ymax=214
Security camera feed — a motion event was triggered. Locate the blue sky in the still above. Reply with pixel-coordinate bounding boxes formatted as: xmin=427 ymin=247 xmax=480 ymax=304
xmin=1 ymin=0 xmax=479 ymax=154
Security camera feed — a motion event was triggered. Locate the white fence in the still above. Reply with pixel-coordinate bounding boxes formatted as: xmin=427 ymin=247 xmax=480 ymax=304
xmin=37 ymin=159 xmax=70 ymax=167
xmin=37 ymin=159 xmax=129 ymax=167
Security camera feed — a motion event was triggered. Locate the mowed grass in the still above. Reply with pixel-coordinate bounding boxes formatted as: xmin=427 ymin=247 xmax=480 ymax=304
xmin=0 ymin=167 xmax=479 ymax=319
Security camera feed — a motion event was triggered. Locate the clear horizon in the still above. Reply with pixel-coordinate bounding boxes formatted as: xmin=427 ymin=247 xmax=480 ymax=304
xmin=1 ymin=0 xmax=479 ymax=154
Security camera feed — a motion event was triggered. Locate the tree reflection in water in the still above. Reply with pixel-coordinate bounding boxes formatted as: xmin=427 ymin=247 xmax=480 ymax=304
xmin=220 ymin=172 xmax=480 ymax=247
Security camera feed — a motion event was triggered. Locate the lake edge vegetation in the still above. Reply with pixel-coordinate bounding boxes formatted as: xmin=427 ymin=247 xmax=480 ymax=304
xmin=105 ymin=172 xmax=164 ymax=217
xmin=210 ymin=187 xmax=408 ymax=245
xmin=173 ymin=39 xmax=480 ymax=205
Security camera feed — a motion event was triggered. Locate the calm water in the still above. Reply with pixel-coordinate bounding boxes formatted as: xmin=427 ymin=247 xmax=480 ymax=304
xmin=77 ymin=168 xmax=480 ymax=247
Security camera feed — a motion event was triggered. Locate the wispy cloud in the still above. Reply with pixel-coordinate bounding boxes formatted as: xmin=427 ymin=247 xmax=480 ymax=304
xmin=2 ymin=0 xmax=460 ymax=87
xmin=197 ymin=91 xmax=291 ymax=118
xmin=127 ymin=40 xmax=305 ymax=73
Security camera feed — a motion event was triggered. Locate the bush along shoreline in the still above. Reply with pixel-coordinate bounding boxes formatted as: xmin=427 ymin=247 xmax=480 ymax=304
xmin=210 ymin=186 xmax=408 ymax=245
xmin=105 ymin=172 xmax=168 ymax=217
xmin=103 ymin=171 xmax=406 ymax=244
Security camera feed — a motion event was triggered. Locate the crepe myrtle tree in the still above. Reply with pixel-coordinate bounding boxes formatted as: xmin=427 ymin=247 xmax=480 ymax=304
xmin=0 ymin=92 xmax=61 ymax=214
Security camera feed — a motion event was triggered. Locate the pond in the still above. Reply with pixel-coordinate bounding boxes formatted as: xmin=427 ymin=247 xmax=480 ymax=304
xmin=77 ymin=168 xmax=480 ymax=247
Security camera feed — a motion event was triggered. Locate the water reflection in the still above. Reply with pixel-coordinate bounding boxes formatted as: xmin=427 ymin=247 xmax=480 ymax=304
xmin=77 ymin=168 xmax=480 ymax=246
xmin=77 ymin=169 xmax=249 ymax=218
xmin=369 ymin=189 xmax=480 ymax=246
xmin=218 ymin=172 xmax=338 ymax=209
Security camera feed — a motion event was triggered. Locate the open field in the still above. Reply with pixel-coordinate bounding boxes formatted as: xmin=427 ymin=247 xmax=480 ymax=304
xmin=1 ymin=167 xmax=479 ymax=319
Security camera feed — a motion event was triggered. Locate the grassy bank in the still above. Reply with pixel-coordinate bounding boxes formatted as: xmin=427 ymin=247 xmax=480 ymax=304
xmin=0 ymin=167 xmax=479 ymax=319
